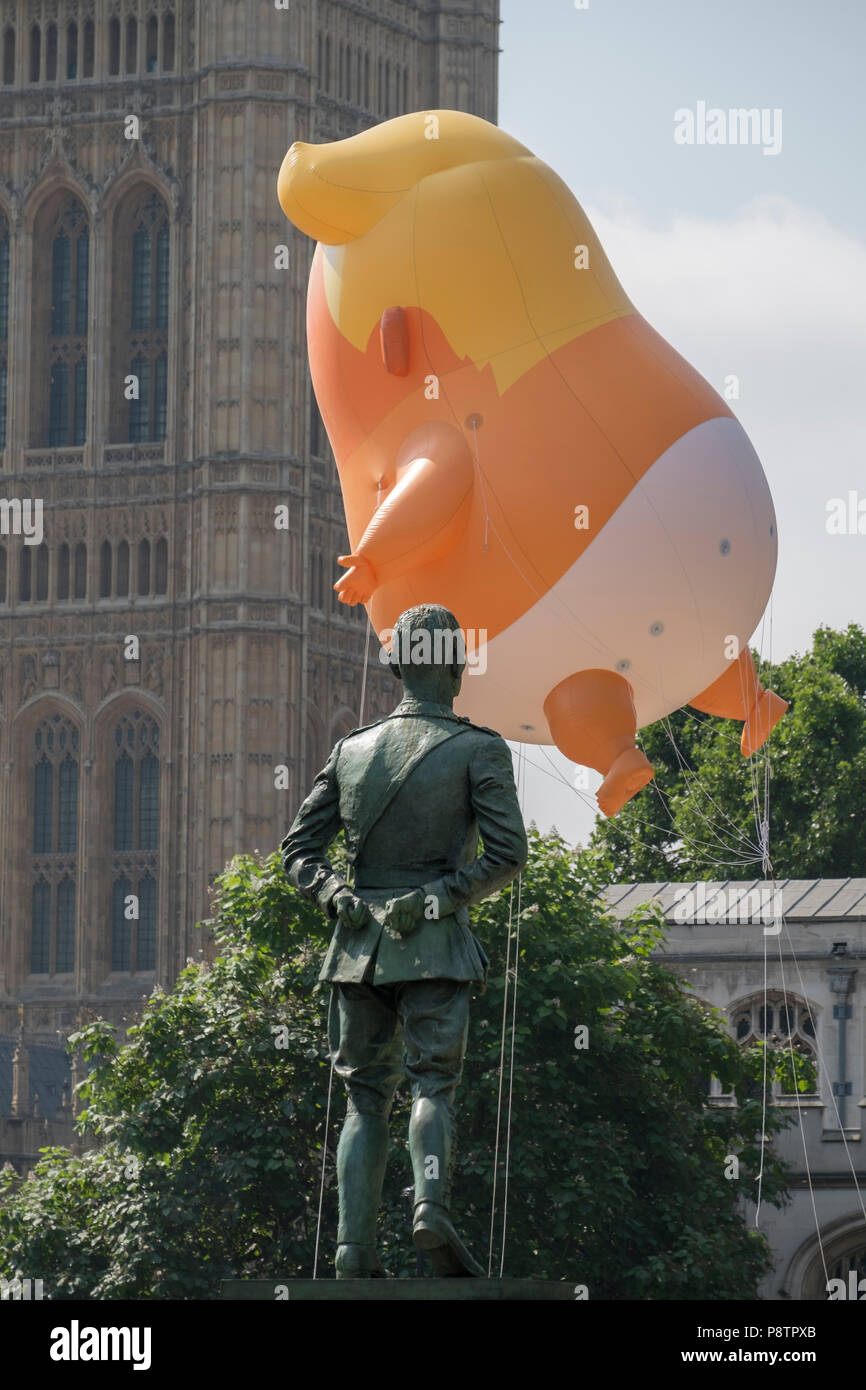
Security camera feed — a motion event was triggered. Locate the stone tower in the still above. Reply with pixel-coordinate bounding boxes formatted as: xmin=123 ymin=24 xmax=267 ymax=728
xmin=0 ymin=0 xmax=500 ymax=1115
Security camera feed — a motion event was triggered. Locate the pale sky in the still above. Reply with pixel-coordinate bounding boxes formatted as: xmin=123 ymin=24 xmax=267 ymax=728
xmin=498 ymin=0 xmax=866 ymax=846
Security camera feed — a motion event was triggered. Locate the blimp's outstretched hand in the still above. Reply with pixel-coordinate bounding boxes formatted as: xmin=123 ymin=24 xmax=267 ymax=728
xmin=335 ymin=553 xmax=377 ymax=606
xmin=333 ymin=422 xmax=475 ymax=610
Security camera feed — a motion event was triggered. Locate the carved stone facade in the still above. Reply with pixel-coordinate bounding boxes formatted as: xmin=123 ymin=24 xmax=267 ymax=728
xmin=603 ymin=879 xmax=866 ymax=1300
xmin=0 ymin=0 xmax=500 ymax=1166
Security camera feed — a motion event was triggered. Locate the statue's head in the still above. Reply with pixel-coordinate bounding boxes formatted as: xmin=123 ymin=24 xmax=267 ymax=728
xmin=388 ymin=604 xmax=465 ymax=705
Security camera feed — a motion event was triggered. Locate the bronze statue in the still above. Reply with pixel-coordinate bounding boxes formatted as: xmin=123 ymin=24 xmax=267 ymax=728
xmin=282 ymin=603 xmax=528 ymax=1278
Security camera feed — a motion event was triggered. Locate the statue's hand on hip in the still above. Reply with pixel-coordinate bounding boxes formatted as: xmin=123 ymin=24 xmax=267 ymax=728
xmin=383 ymin=889 xmax=426 ymax=940
xmin=331 ymin=888 xmax=373 ymax=931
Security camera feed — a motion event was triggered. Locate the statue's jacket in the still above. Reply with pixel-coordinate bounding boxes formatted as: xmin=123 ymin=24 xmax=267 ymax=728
xmin=281 ymin=698 xmax=529 ymax=985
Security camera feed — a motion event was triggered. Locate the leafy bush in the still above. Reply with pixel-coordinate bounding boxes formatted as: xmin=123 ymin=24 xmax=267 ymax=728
xmin=0 ymin=831 xmax=795 ymax=1299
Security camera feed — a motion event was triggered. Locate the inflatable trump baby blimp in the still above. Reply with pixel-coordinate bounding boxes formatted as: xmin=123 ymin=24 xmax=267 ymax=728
xmin=277 ymin=110 xmax=786 ymax=817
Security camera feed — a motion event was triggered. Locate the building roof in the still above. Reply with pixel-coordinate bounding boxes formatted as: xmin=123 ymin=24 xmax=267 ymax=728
xmin=601 ymin=878 xmax=866 ymax=923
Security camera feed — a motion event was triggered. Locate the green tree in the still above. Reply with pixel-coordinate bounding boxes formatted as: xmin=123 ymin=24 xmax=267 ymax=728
xmin=590 ymin=624 xmax=866 ymax=881
xmin=0 ymin=832 xmax=800 ymax=1299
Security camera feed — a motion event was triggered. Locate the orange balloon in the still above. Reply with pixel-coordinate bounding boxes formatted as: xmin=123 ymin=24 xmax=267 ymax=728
xmin=278 ymin=110 xmax=786 ymax=815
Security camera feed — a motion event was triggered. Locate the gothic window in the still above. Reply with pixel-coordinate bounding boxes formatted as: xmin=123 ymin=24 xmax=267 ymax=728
xmin=138 ymin=538 xmax=150 ymax=595
xmin=403 ymin=68 xmax=408 ymax=112
xmin=146 ymin=15 xmax=158 ymax=72
xmin=111 ymin=189 xmax=169 ymax=444
xmin=29 ymin=24 xmax=39 ymax=83
xmin=154 ymin=537 xmax=167 ymax=594
xmin=56 ymin=877 xmax=75 ymax=971
xmin=48 ymin=363 xmax=68 ymax=444
xmin=0 ymin=544 xmax=5 ymax=603
xmin=110 ymin=711 xmax=160 ymax=974
xmin=324 ymin=35 xmax=331 ymax=88
xmin=19 ymin=546 xmax=30 ymax=601
xmin=35 ymin=542 xmax=48 ymax=600
xmin=154 ymin=350 xmax=168 ymax=435
xmin=116 ymin=539 xmax=129 ymax=596
xmin=113 ymin=712 xmax=159 ymax=850
xmin=66 ymin=21 xmax=77 ymax=79
xmin=364 ymin=53 xmax=370 ymax=108
xmin=114 ymin=754 xmax=132 ymax=848
xmin=111 ymin=871 xmax=156 ymax=971
xmin=75 ymin=222 xmax=88 ymax=329
xmin=111 ymin=874 xmax=132 ymax=970
xmin=45 ymin=23 xmax=57 ymax=80
xmin=32 ymin=879 xmax=50 ymax=971
xmin=31 ymin=195 xmax=89 ymax=448
xmin=73 ymin=541 xmax=86 ymax=599
xmin=826 ymin=1244 xmax=866 ymax=1300
xmin=0 ymin=211 xmax=8 ymax=450
xmin=729 ymin=992 xmax=818 ymax=1098
xmin=83 ymin=19 xmax=94 ymax=77
xmin=384 ymin=60 xmax=390 ymax=116
xmin=57 ymin=543 xmax=69 ymax=600
xmin=140 ymin=749 xmax=158 ymax=848
xmin=156 ymin=237 xmax=168 ymax=318
xmin=138 ymin=873 xmax=156 ymax=970
xmin=99 ymin=535 xmax=165 ymax=599
xmin=162 ymin=13 xmax=174 ymax=71
xmin=75 ymin=352 xmax=87 ymax=418
xmin=2 ymin=27 xmax=14 ymax=85
xmin=100 ymin=539 xmax=112 ymax=597
xmin=108 ymin=17 xmax=120 ymax=74
xmin=30 ymin=713 xmax=80 ymax=975
xmin=125 ymin=17 xmax=137 ymax=74
xmin=129 ymin=353 xmax=148 ymax=439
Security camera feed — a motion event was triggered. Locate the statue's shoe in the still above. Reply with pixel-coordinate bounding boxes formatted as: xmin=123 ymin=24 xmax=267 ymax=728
xmin=412 ymin=1202 xmax=485 ymax=1277
xmin=335 ymin=1243 xmax=388 ymax=1279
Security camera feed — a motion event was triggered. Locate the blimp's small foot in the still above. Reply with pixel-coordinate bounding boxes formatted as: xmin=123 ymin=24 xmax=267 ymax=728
xmin=543 ymin=668 xmax=655 ymax=817
xmin=596 ymin=747 xmax=655 ymax=819
xmin=689 ymin=650 xmax=788 ymax=755
xmin=741 ymin=689 xmax=788 ymax=756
